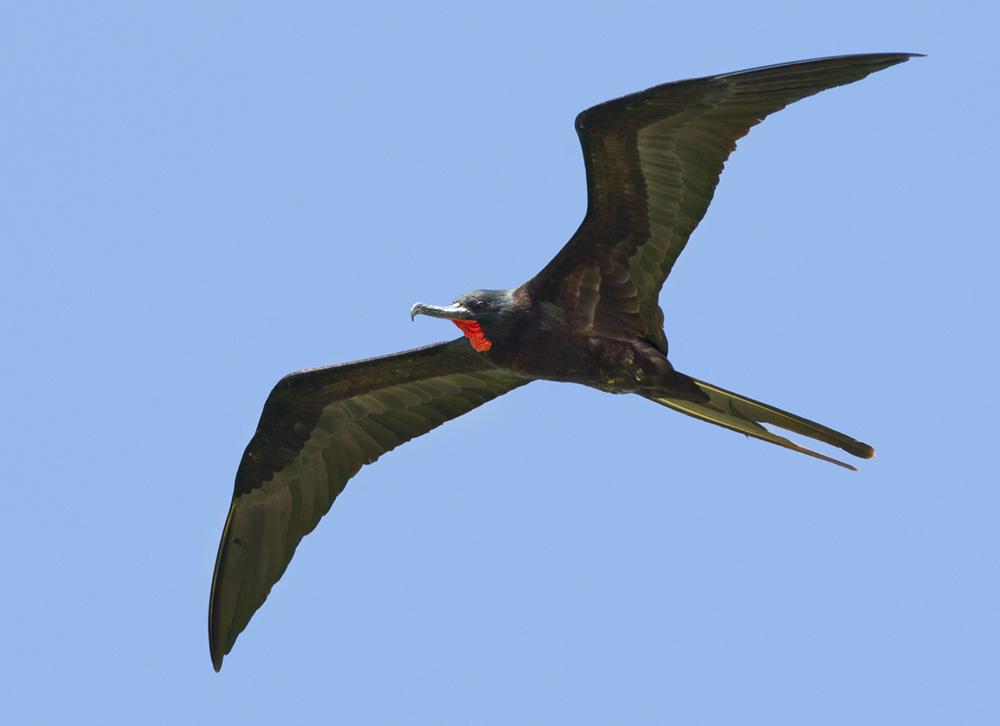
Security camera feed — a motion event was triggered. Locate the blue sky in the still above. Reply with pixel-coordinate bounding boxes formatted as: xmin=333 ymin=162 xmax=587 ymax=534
xmin=2 ymin=2 xmax=996 ymax=724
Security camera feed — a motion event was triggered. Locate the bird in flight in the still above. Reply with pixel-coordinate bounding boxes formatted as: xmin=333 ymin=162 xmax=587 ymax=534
xmin=209 ymin=53 xmax=918 ymax=670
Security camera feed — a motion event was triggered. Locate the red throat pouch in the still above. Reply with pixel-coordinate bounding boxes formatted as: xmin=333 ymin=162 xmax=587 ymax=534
xmin=451 ymin=319 xmax=493 ymax=352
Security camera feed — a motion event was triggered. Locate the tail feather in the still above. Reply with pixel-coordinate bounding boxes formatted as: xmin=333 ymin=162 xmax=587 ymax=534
xmin=646 ymin=375 xmax=875 ymax=471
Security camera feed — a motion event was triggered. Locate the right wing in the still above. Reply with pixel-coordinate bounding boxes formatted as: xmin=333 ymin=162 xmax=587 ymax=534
xmin=209 ymin=338 xmax=531 ymax=670
xmin=527 ymin=53 xmax=918 ymax=352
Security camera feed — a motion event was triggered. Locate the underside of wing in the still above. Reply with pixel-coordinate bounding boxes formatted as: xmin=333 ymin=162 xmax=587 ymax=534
xmin=527 ymin=53 xmax=919 ymax=351
xmin=209 ymin=339 xmax=531 ymax=670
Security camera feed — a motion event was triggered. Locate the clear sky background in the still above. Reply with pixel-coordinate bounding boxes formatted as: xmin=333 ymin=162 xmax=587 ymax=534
xmin=2 ymin=2 xmax=996 ymax=724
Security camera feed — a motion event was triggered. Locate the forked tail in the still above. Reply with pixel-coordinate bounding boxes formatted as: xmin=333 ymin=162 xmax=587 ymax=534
xmin=645 ymin=375 xmax=875 ymax=470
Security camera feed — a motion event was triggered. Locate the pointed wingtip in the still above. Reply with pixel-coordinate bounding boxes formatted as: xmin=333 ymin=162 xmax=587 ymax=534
xmin=209 ymin=632 xmax=225 ymax=671
xmin=890 ymin=52 xmax=926 ymax=64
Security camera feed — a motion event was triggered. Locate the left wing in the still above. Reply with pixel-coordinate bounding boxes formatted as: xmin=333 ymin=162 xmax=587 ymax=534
xmin=209 ymin=339 xmax=531 ymax=670
xmin=526 ymin=53 xmax=918 ymax=352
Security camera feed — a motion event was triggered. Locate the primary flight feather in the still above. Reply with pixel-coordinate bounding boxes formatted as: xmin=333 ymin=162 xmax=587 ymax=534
xmin=210 ymin=53 xmax=918 ymax=670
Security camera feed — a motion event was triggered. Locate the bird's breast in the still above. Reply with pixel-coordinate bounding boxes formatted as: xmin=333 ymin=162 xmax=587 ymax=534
xmin=486 ymin=329 xmax=671 ymax=393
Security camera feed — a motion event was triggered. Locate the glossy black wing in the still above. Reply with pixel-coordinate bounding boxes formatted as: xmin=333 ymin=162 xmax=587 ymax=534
xmin=209 ymin=338 xmax=531 ymax=670
xmin=526 ymin=53 xmax=918 ymax=352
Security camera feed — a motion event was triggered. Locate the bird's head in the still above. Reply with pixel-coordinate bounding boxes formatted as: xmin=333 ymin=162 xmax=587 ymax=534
xmin=410 ymin=289 xmax=517 ymax=352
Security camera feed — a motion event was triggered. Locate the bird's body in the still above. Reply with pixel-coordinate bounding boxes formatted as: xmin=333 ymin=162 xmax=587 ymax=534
xmin=209 ymin=53 xmax=919 ymax=670
xmin=444 ymin=288 xmax=683 ymax=395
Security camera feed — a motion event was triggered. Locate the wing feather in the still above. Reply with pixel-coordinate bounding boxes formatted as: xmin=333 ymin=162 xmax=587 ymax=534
xmin=209 ymin=339 xmax=531 ymax=670
xmin=527 ymin=53 xmax=919 ymax=351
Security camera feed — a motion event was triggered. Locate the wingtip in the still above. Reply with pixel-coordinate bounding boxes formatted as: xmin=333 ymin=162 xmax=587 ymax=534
xmin=847 ymin=52 xmax=924 ymax=68
xmin=889 ymin=52 xmax=926 ymax=63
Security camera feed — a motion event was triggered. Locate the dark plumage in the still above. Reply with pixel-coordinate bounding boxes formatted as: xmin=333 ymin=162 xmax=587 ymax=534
xmin=210 ymin=53 xmax=918 ymax=670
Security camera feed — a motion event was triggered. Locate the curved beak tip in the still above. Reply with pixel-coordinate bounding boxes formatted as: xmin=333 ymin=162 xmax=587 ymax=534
xmin=409 ymin=303 xmax=423 ymax=321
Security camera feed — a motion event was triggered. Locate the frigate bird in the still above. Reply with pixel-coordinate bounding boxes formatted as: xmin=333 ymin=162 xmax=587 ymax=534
xmin=209 ymin=53 xmax=918 ymax=670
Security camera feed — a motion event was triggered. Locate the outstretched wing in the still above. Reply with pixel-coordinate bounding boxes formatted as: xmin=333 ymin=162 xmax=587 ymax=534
xmin=526 ymin=53 xmax=918 ymax=353
xmin=209 ymin=339 xmax=531 ymax=670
